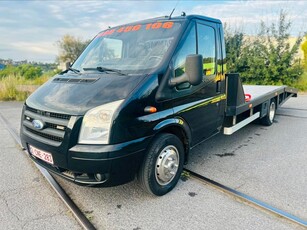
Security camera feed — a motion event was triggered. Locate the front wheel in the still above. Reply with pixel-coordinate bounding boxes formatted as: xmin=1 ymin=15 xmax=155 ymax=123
xmin=138 ymin=133 xmax=184 ymax=196
xmin=260 ymin=99 xmax=276 ymax=126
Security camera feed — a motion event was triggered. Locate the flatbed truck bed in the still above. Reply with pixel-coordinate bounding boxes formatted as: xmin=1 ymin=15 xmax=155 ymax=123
xmin=224 ymin=74 xmax=298 ymax=135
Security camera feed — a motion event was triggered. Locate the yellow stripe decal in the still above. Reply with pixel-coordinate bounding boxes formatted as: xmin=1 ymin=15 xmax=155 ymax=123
xmin=179 ymin=94 xmax=226 ymax=113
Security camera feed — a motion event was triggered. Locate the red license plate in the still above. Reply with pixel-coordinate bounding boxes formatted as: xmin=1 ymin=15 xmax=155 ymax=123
xmin=29 ymin=145 xmax=54 ymax=165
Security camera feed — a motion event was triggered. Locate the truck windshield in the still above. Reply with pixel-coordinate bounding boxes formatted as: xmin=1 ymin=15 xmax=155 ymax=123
xmin=72 ymin=21 xmax=181 ymax=74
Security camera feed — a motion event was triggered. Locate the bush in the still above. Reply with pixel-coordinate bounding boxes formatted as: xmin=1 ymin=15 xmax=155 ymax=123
xmin=293 ymin=71 xmax=307 ymax=92
xmin=0 ymin=64 xmax=43 ymax=80
xmin=0 ymin=65 xmax=19 ymax=78
xmin=18 ymin=64 xmax=43 ymax=79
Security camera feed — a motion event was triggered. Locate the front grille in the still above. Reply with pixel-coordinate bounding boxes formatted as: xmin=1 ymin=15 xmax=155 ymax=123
xmin=49 ymin=113 xmax=71 ymax=120
xmin=23 ymin=105 xmax=71 ymax=146
xmin=25 ymin=105 xmax=71 ymax=120
xmin=25 ymin=127 xmax=63 ymax=142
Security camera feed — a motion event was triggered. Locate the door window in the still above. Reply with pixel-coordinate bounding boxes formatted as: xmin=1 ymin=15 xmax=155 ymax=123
xmin=197 ymin=24 xmax=216 ymax=76
xmin=171 ymin=22 xmax=217 ymax=94
xmin=173 ymin=24 xmax=196 ymax=89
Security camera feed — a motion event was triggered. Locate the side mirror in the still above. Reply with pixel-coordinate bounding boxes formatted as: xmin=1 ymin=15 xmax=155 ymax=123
xmin=185 ymin=54 xmax=203 ymax=85
xmin=169 ymin=54 xmax=203 ymax=87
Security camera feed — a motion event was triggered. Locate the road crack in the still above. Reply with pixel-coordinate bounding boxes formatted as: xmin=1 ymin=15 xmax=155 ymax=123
xmin=0 ymin=195 xmax=21 ymax=222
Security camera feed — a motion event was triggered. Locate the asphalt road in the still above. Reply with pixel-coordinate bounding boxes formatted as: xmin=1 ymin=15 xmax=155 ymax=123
xmin=0 ymin=95 xmax=306 ymax=230
xmin=0 ymin=102 xmax=81 ymax=230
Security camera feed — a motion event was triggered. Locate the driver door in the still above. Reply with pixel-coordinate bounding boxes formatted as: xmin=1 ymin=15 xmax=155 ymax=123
xmin=171 ymin=21 xmax=221 ymax=146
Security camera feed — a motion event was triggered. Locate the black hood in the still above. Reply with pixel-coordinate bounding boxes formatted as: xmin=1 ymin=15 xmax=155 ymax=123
xmin=26 ymin=73 xmax=145 ymax=115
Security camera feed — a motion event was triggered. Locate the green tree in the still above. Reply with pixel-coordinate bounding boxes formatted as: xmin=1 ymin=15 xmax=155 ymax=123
xmin=56 ymin=35 xmax=90 ymax=63
xmin=224 ymin=24 xmax=245 ymax=73
xmin=302 ymin=35 xmax=307 ymax=69
xmin=239 ymin=11 xmax=303 ymax=85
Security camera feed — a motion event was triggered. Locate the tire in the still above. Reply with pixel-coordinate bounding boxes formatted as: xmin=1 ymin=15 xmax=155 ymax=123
xmin=260 ymin=99 xmax=276 ymax=126
xmin=138 ymin=133 xmax=184 ymax=196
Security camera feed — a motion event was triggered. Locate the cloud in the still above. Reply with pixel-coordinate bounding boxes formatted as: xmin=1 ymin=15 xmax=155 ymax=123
xmin=190 ymin=0 xmax=307 ymax=34
xmin=0 ymin=1 xmax=306 ymax=62
xmin=0 ymin=1 xmax=174 ymax=62
xmin=11 ymin=42 xmax=57 ymax=55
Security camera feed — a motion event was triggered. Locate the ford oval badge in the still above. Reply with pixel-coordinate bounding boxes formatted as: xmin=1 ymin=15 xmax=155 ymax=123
xmin=32 ymin=119 xmax=44 ymax=130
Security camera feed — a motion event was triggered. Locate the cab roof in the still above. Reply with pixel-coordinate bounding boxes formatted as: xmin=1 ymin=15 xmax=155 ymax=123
xmin=116 ymin=14 xmax=222 ymax=27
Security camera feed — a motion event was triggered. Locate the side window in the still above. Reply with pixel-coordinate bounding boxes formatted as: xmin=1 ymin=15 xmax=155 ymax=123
xmin=197 ymin=24 xmax=216 ymax=76
xmin=173 ymin=25 xmax=196 ymax=79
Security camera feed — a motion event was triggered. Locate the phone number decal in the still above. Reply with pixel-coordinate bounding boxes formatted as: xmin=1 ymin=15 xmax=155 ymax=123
xmin=97 ymin=22 xmax=174 ymax=37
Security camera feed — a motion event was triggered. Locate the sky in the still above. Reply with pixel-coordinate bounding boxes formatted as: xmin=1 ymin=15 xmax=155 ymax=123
xmin=0 ymin=0 xmax=306 ymax=63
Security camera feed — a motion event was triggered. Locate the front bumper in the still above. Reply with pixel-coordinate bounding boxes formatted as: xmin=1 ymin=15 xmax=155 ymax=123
xmin=21 ymin=134 xmax=152 ymax=186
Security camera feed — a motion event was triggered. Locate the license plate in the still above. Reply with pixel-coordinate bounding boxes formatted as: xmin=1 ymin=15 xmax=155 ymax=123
xmin=29 ymin=145 xmax=54 ymax=165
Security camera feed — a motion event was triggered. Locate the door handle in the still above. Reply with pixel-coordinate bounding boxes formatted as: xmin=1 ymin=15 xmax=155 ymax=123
xmin=216 ymin=80 xmax=221 ymax=93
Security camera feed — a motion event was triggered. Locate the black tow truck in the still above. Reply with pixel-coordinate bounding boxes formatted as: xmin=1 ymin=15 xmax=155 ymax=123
xmin=20 ymin=14 xmax=297 ymax=196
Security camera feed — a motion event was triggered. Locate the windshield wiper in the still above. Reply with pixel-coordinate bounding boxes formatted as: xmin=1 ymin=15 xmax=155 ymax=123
xmin=60 ymin=67 xmax=81 ymax=75
xmin=83 ymin=67 xmax=126 ymax=76
xmin=68 ymin=67 xmax=80 ymax=74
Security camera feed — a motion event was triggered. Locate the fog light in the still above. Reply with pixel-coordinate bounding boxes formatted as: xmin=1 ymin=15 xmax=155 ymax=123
xmin=94 ymin=173 xmax=104 ymax=182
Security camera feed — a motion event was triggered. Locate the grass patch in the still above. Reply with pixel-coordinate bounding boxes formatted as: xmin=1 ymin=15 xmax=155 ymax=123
xmin=0 ymin=69 xmax=306 ymax=101
xmin=22 ymin=75 xmax=51 ymax=85
xmin=0 ymin=74 xmax=51 ymax=101
xmin=0 ymin=76 xmax=29 ymax=101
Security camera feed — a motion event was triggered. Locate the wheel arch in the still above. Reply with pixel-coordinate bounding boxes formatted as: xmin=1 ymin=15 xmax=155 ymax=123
xmin=153 ymin=117 xmax=191 ymax=163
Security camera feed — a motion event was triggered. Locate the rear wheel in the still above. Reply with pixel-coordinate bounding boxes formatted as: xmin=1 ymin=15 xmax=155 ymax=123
xmin=138 ymin=133 xmax=184 ymax=196
xmin=260 ymin=99 xmax=276 ymax=126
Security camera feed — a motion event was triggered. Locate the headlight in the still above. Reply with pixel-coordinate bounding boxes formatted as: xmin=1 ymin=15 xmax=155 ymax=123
xmin=78 ymin=100 xmax=124 ymax=144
